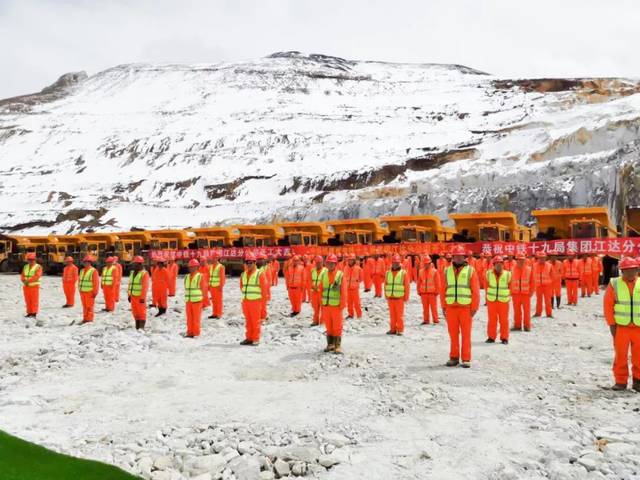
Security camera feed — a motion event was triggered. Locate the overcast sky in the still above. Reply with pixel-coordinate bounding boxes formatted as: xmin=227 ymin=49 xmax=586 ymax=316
xmin=0 ymin=0 xmax=638 ymax=99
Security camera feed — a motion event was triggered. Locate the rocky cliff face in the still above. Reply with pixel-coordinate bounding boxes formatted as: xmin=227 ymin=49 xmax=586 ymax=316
xmin=0 ymin=51 xmax=638 ymax=234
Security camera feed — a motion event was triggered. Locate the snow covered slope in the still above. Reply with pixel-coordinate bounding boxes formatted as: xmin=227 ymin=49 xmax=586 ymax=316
xmin=1 ymin=52 xmax=639 ymax=234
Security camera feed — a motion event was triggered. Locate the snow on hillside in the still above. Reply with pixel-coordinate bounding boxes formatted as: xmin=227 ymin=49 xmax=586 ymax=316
xmin=1 ymin=52 xmax=639 ymax=234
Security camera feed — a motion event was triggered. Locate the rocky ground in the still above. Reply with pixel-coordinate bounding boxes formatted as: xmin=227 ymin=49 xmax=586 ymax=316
xmin=0 ymin=274 xmax=639 ymax=480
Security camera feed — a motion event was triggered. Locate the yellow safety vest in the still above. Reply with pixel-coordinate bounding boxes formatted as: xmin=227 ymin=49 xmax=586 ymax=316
xmin=321 ymin=270 xmax=343 ymax=306
xmin=22 ymin=264 xmax=41 ymax=286
xmin=612 ymin=277 xmax=640 ymax=326
xmin=101 ymin=266 xmax=114 ymax=286
xmin=311 ymin=267 xmax=327 ymax=292
xmin=445 ymin=265 xmax=473 ymax=305
xmin=79 ymin=267 xmax=96 ymax=293
xmin=209 ymin=263 xmax=222 ymax=287
xmin=184 ymin=272 xmax=203 ymax=303
xmin=241 ymin=270 xmax=262 ymax=300
xmin=385 ymin=270 xmax=406 ymax=299
xmin=128 ymin=270 xmax=147 ymax=296
xmin=486 ymin=270 xmax=511 ymax=303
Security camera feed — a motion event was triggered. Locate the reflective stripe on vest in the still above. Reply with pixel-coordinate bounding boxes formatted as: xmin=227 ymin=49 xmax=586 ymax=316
xmin=22 ymin=264 xmax=41 ymax=286
xmin=321 ymin=270 xmax=343 ymax=306
xmin=101 ymin=266 xmax=114 ymax=286
xmin=311 ymin=267 xmax=327 ymax=292
xmin=419 ymin=267 xmax=437 ymax=294
xmin=565 ymin=260 xmax=580 ymax=279
xmin=536 ymin=262 xmax=552 ymax=285
xmin=128 ymin=270 xmax=147 ymax=296
xmin=385 ymin=270 xmax=405 ymax=298
xmin=511 ymin=266 xmax=532 ymax=294
xmin=486 ymin=270 xmax=511 ymax=303
xmin=445 ymin=265 xmax=473 ymax=305
xmin=241 ymin=270 xmax=262 ymax=300
xmin=184 ymin=272 xmax=203 ymax=302
xmin=209 ymin=264 xmax=222 ymax=287
xmin=345 ymin=266 xmax=360 ymax=289
xmin=612 ymin=278 xmax=640 ymax=326
xmin=79 ymin=267 xmax=96 ymax=292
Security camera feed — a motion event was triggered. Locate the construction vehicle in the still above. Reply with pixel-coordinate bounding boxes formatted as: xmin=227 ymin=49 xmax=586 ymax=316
xmin=148 ymin=229 xmax=194 ymax=251
xmin=622 ymin=206 xmax=640 ymax=237
xmin=187 ymin=227 xmax=240 ymax=248
xmin=113 ymin=231 xmax=153 ymax=263
xmin=233 ymin=225 xmax=285 ymax=248
xmin=45 ymin=235 xmax=83 ymax=273
xmin=325 ymin=219 xmax=389 ymax=245
xmin=277 ymin=222 xmax=334 ymax=246
xmin=8 ymin=236 xmax=54 ymax=272
xmin=532 ymin=207 xmax=617 ymax=240
xmin=77 ymin=233 xmax=118 ymax=266
xmin=381 ymin=215 xmax=456 ymax=243
xmin=449 ymin=212 xmax=533 ymax=243
xmin=0 ymin=234 xmax=18 ymax=272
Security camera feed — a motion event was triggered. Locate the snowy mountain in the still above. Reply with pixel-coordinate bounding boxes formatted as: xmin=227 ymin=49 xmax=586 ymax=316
xmin=1 ymin=51 xmax=639 ymax=235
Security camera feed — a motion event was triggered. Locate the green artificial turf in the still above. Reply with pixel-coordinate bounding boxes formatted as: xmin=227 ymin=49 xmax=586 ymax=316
xmin=0 ymin=429 xmax=140 ymax=480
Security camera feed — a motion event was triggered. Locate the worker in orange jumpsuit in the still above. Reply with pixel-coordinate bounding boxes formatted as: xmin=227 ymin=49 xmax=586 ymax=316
xmin=128 ymin=256 xmax=149 ymax=329
xmin=112 ymin=256 xmax=123 ymax=303
xmin=511 ymin=254 xmax=535 ymax=331
xmin=402 ymin=255 xmax=413 ymax=283
xmin=549 ymin=251 xmax=564 ymax=309
xmin=184 ymin=259 xmax=204 ymax=338
xmin=372 ymin=254 xmax=386 ymax=298
xmin=286 ymin=255 xmax=305 ymax=316
xmin=563 ymin=250 xmax=582 ymax=306
xmin=592 ymin=254 xmax=603 ymax=295
xmin=61 ymin=256 xmax=78 ymax=308
xmin=384 ymin=254 xmax=411 ymax=335
xmin=581 ymin=254 xmax=594 ymax=298
xmin=437 ymin=253 xmax=450 ymax=284
xmin=603 ymin=257 xmax=640 ymax=391
xmin=78 ymin=255 xmax=100 ymax=323
xmin=303 ymin=255 xmax=312 ymax=302
xmin=417 ymin=255 xmax=441 ymax=325
xmin=240 ymin=252 xmax=269 ymax=345
xmin=199 ymin=258 xmax=211 ymax=309
xmin=485 ymin=256 xmax=512 ymax=344
xmin=442 ymin=245 xmax=480 ymax=368
xmin=344 ymin=254 xmax=362 ymax=319
xmin=308 ymin=255 xmax=326 ymax=326
xmin=256 ymin=253 xmax=270 ymax=320
xmin=167 ymin=257 xmax=179 ymax=297
xmin=269 ymin=256 xmax=280 ymax=286
xmin=363 ymin=255 xmax=374 ymax=292
xmin=21 ymin=252 xmax=42 ymax=318
xmin=101 ymin=256 xmax=117 ymax=312
xmin=207 ymin=254 xmax=226 ymax=319
xmin=533 ymin=251 xmax=554 ymax=318
xmin=151 ymin=259 xmax=169 ymax=317
xmin=476 ymin=253 xmax=488 ymax=291
xmin=319 ymin=254 xmax=348 ymax=353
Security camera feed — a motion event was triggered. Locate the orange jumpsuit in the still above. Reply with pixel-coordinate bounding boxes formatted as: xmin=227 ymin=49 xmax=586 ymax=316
xmin=486 ymin=269 xmax=511 ymax=341
xmin=167 ymin=261 xmax=179 ymax=296
xmin=79 ymin=266 xmax=100 ymax=322
xmin=270 ymin=260 xmax=280 ymax=286
xmin=128 ymin=270 xmax=149 ymax=321
xmin=476 ymin=259 xmax=487 ymax=290
xmin=533 ymin=261 xmax=554 ymax=317
xmin=363 ymin=257 xmax=374 ymax=291
xmin=259 ymin=264 xmax=270 ymax=320
xmin=604 ymin=280 xmax=640 ymax=385
xmin=240 ymin=269 xmax=269 ymax=342
xmin=592 ymin=257 xmax=602 ymax=295
xmin=208 ymin=262 xmax=226 ymax=318
xmin=402 ymin=258 xmax=413 ymax=283
xmin=442 ymin=266 xmax=480 ymax=362
xmin=308 ymin=266 xmax=326 ymax=324
xmin=319 ymin=270 xmax=348 ymax=337
xmin=385 ymin=269 xmax=411 ymax=334
xmin=563 ymin=258 xmax=583 ymax=305
xmin=101 ymin=265 xmax=117 ymax=312
xmin=304 ymin=261 xmax=313 ymax=302
xmin=417 ymin=265 xmax=441 ymax=324
xmin=437 ymin=258 xmax=450 ymax=288
xmin=550 ymin=260 xmax=564 ymax=300
xmin=199 ymin=264 xmax=210 ymax=308
xmin=62 ymin=264 xmax=78 ymax=307
xmin=581 ymin=257 xmax=594 ymax=297
xmin=372 ymin=258 xmax=386 ymax=298
xmin=286 ymin=264 xmax=306 ymax=314
xmin=343 ymin=263 xmax=362 ymax=318
xmin=113 ymin=262 xmax=123 ymax=303
xmin=21 ymin=263 xmax=42 ymax=315
xmin=151 ymin=266 xmax=169 ymax=309
xmin=511 ymin=264 xmax=534 ymax=330
xmin=185 ymin=272 xmax=204 ymax=337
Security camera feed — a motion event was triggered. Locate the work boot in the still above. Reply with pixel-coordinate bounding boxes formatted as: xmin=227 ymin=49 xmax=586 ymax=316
xmin=395 ymin=331 xmax=403 ymax=336
xmin=556 ymin=297 xmax=561 ymax=308
xmin=446 ymin=358 xmax=459 ymax=367
xmin=524 ymin=327 xmax=531 ymax=332
xmin=333 ymin=337 xmax=343 ymax=354
xmin=62 ymin=304 xmax=72 ymax=308
xmin=510 ymin=326 xmax=521 ymax=331
xmin=501 ymin=339 xmax=508 ymax=345
xmin=136 ymin=320 xmax=145 ymax=330
xmin=532 ymin=313 xmax=541 ymax=318
xmin=546 ymin=315 xmax=553 ymax=319
xmin=460 ymin=361 xmax=471 ymax=369
xmin=155 ymin=308 xmax=166 ymax=317
xmin=324 ymin=336 xmax=335 ymax=352
xmin=633 ymin=379 xmax=640 ymax=392
xmin=386 ymin=330 xmax=396 ymax=335
xmin=346 ymin=315 xmax=353 ymax=319
xmin=612 ymin=383 xmax=627 ymax=391
xmin=485 ymin=338 xmax=495 ymax=343
xmin=289 ymin=312 xmax=296 ymax=317
xmin=208 ymin=314 xmax=216 ymax=319
xmin=240 ymin=339 xmax=253 ymax=346
xmin=422 ymin=321 xmax=430 ymax=325
xmin=310 ymin=322 xmax=319 ymax=327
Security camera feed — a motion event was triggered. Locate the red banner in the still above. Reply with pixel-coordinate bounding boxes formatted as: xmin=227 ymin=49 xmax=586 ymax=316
xmin=150 ymin=237 xmax=640 ymax=261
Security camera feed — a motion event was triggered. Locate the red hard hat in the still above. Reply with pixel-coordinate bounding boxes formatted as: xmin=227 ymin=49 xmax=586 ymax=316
xmin=422 ymin=255 xmax=432 ymax=264
xmin=536 ymin=251 xmax=547 ymax=258
xmin=445 ymin=253 xmax=452 ymax=259
xmin=188 ymin=259 xmax=200 ymax=267
xmin=105 ymin=256 xmax=114 ymax=263
xmin=567 ymin=249 xmax=576 ymax=256
xmin=132 ymin=256 xmax=145 ymax=264
xmin=210 ymin=252 xmax=220 ymax=259
xmin=314 ymin=255 xmax=323 ymax=262
xmin=547 ymin=250 xmax=557 ymax=256
xmin=257 ymin=252 xmax=267 ymax=260
xmin=515 ymin=254 xmax=526 ymax=260
xmin=113 ymin=256 xmax=119 ymax=261
xmin=326 ymin=254 xmax=338 ymax=263
xmin=348 ymin=253 xmax=356 ymax=260
xmin=25 ymin=252 xmax=36 ymax=260
xmin=451 ymin=245 xmax=467 ymax=256
xmin=65 ymin=256 xmax=74 ymax=263
xmin=83 ymin=255 xmax=93 ymax=263
xmin=619 ymin=257 xmax=638 ymax=270
xmin=392 ymin=254 xmax=402 ymax=262
xmin=244 ymin=252 xmax=256 ymax=262
xmin=493 ymin=255 xmax=504 ymax=263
